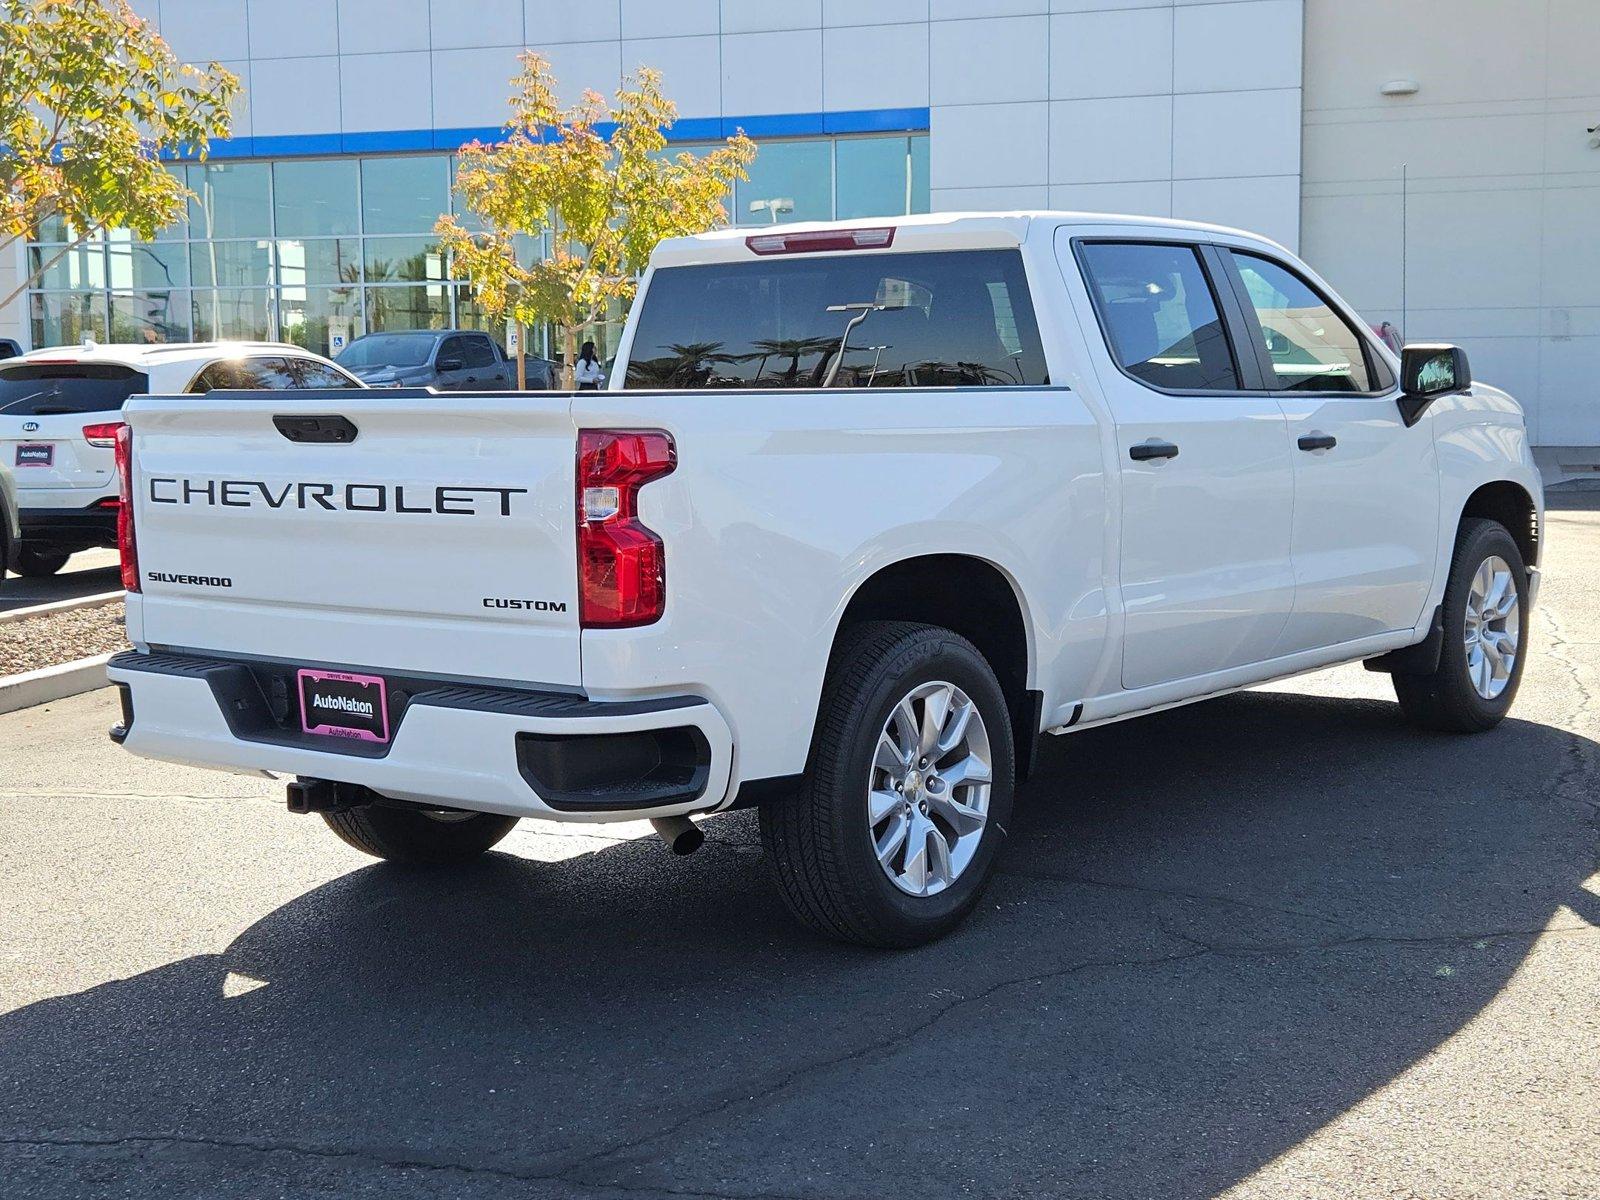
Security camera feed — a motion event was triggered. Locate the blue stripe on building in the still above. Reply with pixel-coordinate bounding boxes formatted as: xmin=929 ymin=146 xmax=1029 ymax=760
xmin=168 ymin=108 xmax=932 ymax=160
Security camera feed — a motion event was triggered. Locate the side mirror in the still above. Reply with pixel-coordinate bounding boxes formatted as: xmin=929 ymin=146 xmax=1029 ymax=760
xmin=436 ymin=355 xmax=464 ymax=372
xmin=1397 ymin=343 xmax=1471 ymax=426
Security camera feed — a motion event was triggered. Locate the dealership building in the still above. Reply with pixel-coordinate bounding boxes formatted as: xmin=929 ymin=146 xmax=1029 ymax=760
xmin=1 ymin=0 xmax=1594 ymax=456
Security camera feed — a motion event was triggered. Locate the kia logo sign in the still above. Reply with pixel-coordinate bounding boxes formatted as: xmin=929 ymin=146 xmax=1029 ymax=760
xmin=22 ymin=421 xmax=38 ymax=433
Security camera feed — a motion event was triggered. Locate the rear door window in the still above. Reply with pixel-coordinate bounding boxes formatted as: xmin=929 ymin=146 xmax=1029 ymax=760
xmin=1077 ymin=242 xmax=1241 ymax=392
xmin=0 ymin=364 xmax=151 ymax=415
xmin=189 ymin=358 xmax=273 ymax=391
xmin=269 ymin=357 xmax=361 ymax=388
xmin=624 ymin=249 xmax=1049 ymax=389
xmin=189 ymin=356 xmax=359 ymax=391
xmin=462 ymin=335 xmax=497 ymax=369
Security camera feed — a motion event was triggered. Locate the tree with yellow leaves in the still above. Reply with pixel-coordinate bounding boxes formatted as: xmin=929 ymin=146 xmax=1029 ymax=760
xmin=0 ymin=0 xmax=238 ymax=312
xmin=436 ymin=53 xmax=755 ymax=388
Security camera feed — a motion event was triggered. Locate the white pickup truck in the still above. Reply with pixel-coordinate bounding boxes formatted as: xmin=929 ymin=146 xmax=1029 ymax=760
xmin=107 ymin=213 xmax=1544 ymax=947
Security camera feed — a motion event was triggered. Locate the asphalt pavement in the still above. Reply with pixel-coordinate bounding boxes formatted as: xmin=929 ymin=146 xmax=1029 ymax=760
xmin=1 ymin=496 xmax=1596 ymax=1199
xmin=0 ymin=548 xmax=121 ymax=613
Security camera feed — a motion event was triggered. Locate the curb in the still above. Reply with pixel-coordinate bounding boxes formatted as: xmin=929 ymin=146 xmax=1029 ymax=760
xmin=0 ymin=653 xmax=114 ymax=716
xmin=0 ymin=590 xmax=124 ymax=625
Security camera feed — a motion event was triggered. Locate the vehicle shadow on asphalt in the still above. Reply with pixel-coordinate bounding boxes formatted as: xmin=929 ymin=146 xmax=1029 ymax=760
xmin=4 ymin=689 xmax=1597 ymax=1198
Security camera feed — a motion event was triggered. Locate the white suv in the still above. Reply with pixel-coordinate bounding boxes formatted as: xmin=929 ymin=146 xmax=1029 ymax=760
xmin=0 ymin=342 xmax=362 ymax=578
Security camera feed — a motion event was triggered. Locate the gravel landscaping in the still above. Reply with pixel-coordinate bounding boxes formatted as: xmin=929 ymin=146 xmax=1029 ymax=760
xmin=0 ymin=602 xmax=128 ymax=677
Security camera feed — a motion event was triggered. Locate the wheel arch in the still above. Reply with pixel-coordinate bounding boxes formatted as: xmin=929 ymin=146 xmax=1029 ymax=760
xmin=827 ymin=553 xmax=1042 ymax=781
xmin=1458 ymin=480 xmax=1539 ymax=568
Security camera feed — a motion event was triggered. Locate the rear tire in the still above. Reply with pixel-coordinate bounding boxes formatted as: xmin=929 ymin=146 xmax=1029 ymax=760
xmin=14 ymin=547 xmax=71 ymax=578
xmin=1393 ymin=518 xmax=1528 ymax=733
xmin=761 ymin=621 xmax=1016 ymax=948
xmin=322 ymin=805 xmax=519 ymax=864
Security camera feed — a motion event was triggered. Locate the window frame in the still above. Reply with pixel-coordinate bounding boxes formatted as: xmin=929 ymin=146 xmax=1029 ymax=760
xmin=1071 ymin=236 xmax=1269 ymax=397
xmin=1215 ymin=248 xmax=1398 ymax=399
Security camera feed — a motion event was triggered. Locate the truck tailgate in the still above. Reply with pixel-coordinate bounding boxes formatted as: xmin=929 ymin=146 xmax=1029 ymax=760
xmin=124 ymin=391 xmax=583 ymax=687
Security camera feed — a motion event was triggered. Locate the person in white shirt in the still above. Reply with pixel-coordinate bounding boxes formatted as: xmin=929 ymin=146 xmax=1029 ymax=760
xmin=574 ymin=341 xmax=605 ymax=390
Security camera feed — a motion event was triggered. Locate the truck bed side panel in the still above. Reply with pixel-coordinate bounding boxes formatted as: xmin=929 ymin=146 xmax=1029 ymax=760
xmin=572 ymin=386 xmax=1110 ymax=785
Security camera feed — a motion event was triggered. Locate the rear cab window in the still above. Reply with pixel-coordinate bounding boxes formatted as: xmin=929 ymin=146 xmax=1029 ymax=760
xmin=624 ymin=249 xmax=1049 ymax=389
xmin=0 ymin=364 xmax=151 ymax=416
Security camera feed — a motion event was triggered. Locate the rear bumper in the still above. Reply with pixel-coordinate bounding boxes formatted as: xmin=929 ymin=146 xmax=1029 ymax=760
xmin=19 ymin=502 xmax=118 ymax=550
xmin=107 ymin=650 xmax=735 ymax=822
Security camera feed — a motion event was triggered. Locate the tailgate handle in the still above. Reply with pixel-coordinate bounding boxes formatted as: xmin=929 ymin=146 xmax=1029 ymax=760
xmin=273 ymin=415 xmax=359 ymax=444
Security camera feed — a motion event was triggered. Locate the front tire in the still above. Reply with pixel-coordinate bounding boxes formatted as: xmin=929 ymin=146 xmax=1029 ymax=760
xmin=761 ymin=622 xmax=1016 ymax=948
xmin=1393 ymin=518 xmax=1529 ymax=733
xmin=322 ymin=805 xmax=519 ymax=864
xmin=14 ymin=547 xmax=71 ymax=578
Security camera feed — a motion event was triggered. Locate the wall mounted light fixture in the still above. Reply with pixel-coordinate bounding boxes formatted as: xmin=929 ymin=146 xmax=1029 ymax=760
xmin=1380 ymin=79 xmax=1420 ymax=97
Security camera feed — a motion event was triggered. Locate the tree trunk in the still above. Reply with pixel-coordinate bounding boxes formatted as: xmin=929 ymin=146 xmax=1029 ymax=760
xmin=515 ymin=321 xmax=526 ymax=390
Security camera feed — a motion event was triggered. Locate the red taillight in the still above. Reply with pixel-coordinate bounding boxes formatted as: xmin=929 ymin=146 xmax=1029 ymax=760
xmin=745 ymin=226 xmax=896 ymax=256
xmin=576 ymin=430 xmax=675 ymax=628
xmin=114 ymin=424 xmax=139 ymax=592
xmin=83 ymin=420 xmax=124 ymax=448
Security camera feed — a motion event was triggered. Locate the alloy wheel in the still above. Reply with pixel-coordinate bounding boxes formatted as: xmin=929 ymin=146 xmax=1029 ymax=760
xmin=1464 ymin=554 xmax=1520 ymax=700
xmin=867 ymin=680 xmax=993 ymax=897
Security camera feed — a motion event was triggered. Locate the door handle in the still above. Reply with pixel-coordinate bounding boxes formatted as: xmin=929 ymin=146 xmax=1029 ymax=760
xmin=1297 ymin=432 xmax=1337 ymax=452
xmin=1129 ymin=438 xmax=1180 ymax=462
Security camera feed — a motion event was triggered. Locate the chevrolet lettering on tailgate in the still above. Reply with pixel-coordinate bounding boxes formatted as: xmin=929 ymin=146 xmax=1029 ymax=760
xmin=147 ymin=478 xmax=530 ymax=516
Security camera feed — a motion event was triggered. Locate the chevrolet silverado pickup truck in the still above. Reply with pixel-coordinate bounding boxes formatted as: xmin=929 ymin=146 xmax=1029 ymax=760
xmin=106 ymin=213 xmax=1544 ymax=947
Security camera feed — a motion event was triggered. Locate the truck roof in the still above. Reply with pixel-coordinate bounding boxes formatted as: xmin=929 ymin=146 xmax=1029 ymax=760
xmin=651 ymin=210 xmax=1285 ymax=268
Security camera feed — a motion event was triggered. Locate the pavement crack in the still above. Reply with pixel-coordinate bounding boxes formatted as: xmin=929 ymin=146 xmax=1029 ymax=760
xmin=551 ymin=944 xmax=1214 ymax=1179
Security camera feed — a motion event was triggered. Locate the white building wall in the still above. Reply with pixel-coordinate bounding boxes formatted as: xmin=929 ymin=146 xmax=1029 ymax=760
xmin=930 ymin=0 xmax=1304 ymax=251
xmin=0 ymin=246 xmax=24 ymax=346
xmin=1300 ymin=0 xmax=1600 ymax=451
xmin=127 ymin=0 xmax=1305 ymax=248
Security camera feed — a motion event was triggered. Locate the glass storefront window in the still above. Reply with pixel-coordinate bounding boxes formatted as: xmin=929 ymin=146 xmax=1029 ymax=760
xmin=187 ymin=161 xmax=271 ymax=240
xmin=28 ymin=243 xmax=106 ymax=290
xmin=192 ymin=288 xmax=275 ymax=341
xmin=23 ymin=137 xmax=928 ymax=351
xmin=836 ymin=137 xmax=913 ymax=220
xmin=111 ymin=291 xmax=191 ymax=343
xmin=364 ymin=284 xmax=449 ymax=331
xmin=33 ymin=215 xmax=104 ymax=244
xmin=910 ymin=135 xmax=929 ymax=214
xmin=191 ymin=240 xmax=275 ymax=288
xmin=107 ymin=236 xmax=189 ymax=290
xmin=31 ymin=292 xmax=106 ymax=347
xmin=450 ymin=157 xmax=487 ymax=234
xmin=362 ymin=155 xmax=450 ymax=235
xmin=276 ymin=238 xmax=361 ymax=287
xmin=363 ymin=236 xmax=450 ymax=283
xmin=274 ymin=159 xmax=360 ymax=237
xmin=280 ymin=286 xmax=363 ymax=358
xmin=736 ymin=140 xmax=832 ymax=226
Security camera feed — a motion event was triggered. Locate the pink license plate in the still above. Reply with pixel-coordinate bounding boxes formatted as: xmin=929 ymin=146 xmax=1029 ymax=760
xmin=298 ymin=669 xmax=390 ymax=743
